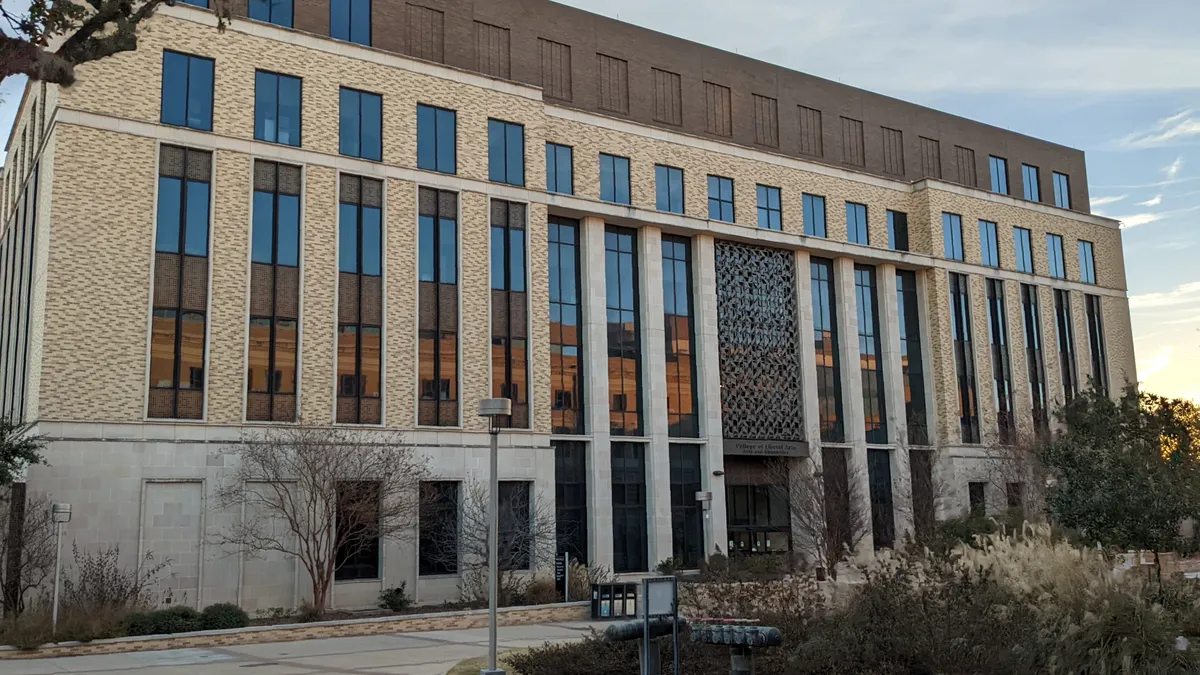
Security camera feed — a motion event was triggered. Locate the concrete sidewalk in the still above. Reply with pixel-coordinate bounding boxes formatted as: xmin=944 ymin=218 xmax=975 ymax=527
xmin=0 ymin=621 xmax=605 ymax=675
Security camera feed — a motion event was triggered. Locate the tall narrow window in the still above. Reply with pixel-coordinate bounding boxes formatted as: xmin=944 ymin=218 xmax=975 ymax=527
xmin=989 ymin=156 xmax=1009 ymax=194
xmin=1078 ymin=240 xmax=1096 ymax=284
xmin=247 ymin=161 xmax=301 ymax=422
xmin=554 ymin=441 xmax=588 ymax=563
xmin=856 ymin=265 xmax=887 ymax=444
xmin=756 ymin=185 xmax=782 ymax=230
xmin=867 ymin=448 xmax=895 ymax=549
xmin=334 ymin=481 xmax=380 ymax=580
xmin=488 ymin=119 xmax=525 ymax=186
xmin=600 ymin=153 xmax=630 ymax=205
xmin=1014 ymin=227 xmax=1034 ymax=274
xmin=979 ymin=220 xmax=999 ymax=267
xmin=254 ymin=71 xmax=302 ymax=147
xmin=655 ymin=165 xmax=684 ymax=214
xmin=249 ymin=0 xmax=293 ymax=26
xmin=726 ymin=482 xmax=791 ymax=555
xmin=339 ymin=87 xmax=382 ymax=161
xmin=707 ymin=175 xmax=734 ymax=222
xmin=812 ymin=258 xmax=844 ymax=443
xmin=669 ymin=444 xmax=703 ymax=568
xmin=491 ymin=200 xmax=529 ymax=428
xmin=846 ymin=202 xmax=868 ymax=245
xmin=149 ymin=146 xmax=212 ymax=420
xmin=943 ymin=213 xmax=964 ymax=261
xmin=331 ymin=0 xmax=371 ymax=45
xmin=897 ymin=271 xmax=928 ymax=445
xmin=887 ymin=210 xmax=908 ymax=251
xmin=416 ymin=104 xmax=456 ymax=175
xmin=606 ymin=227 xmax=642 ymax=436
xmin=337 ymin=175 xmax=383 ymax=425
xmin=969 ymin=481 xmax=987 ymax=516
xmin=549 ymin=218 xmax=584 ymax=434
xmin=1085 ymin=294 xmax=1109 ymax=396
xmin=419 ymin=187 xmax=459 ymax=426
xmin=419 ymin=481 xmax=459 ymax=575
xmin=1054 ymin=289 xmax=1077 ymax=401
xmin=803 ymin=193 xmax=826 ymax=238
xmin=1021 ymin=284 xmax=1049 ymax=434
xmin=160 ymin=51 xmax=214 ymax=132
xmin=498 ymin=482 xmax=532 ymax=571
xmin=1046 ymin=234 xmax=1066 ymax=279
xmin=986 ymin=279 xmax=1015 ymax=444
xmin=910 ymin=449 xmax=935 ymax=539
xmin=1053 ymin=172 xmax=1071 ymax=209
xmin=662 ymin=235 xmax=698 ymax=437
xmin=611 ymin=441 xmax=647 ymax=573
xmin=949 ymin=273 xmax=980 ymax=443
xmin=1022 ymin=164 xmax=1041 ymax=202
xmin=545 ymin=143 xmax=573 ymax=194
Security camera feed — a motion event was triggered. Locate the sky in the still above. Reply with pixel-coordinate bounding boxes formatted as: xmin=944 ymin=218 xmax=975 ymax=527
xmin=1 ymin=0 xmax=1196 ymax=398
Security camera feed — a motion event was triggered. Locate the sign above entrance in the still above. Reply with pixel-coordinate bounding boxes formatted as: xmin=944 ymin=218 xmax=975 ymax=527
xmin=723 ymin=439 xmax=809 ymax=458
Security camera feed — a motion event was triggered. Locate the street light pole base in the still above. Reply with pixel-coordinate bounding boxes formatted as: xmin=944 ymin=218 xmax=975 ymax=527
xmin=479 ymin=669 xmax=506 ymax=675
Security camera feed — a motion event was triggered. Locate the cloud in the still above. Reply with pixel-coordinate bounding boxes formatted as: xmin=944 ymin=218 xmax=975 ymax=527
xmin=1137 ymin=194 xmax=1163 ymax=207
xmin=1121 ymin=110 xmax=1200 ymax=148
xmin=1117 ymin=213 xmax=1163 ymax=228
xmin=1129 ymin=281 xmax=1200 ymax=309
xmin=1166 ymin=157 xmax=1186 ymax=179
xmin=1091 ymin=195 xmax=1128 ymax=207
xmin=1138 ymin=346 xmax=1174 ymax=381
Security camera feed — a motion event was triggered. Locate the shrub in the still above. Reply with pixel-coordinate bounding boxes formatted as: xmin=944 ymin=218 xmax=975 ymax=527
xmin=296 ymin=600 xmax=323 ymax=623
xmin=127 ymin=605 xmax=203 ymax=636
xmin=200 ymin=603 xmax=249 ymax=630
xmin=0 ymin=606 xmax=132 ymax=649
xmin=566 ymin=562 xmax=612 ymax=603
xmin=60 ymin=542 xmax=170 ymax=615
xmin=654 ymin=557 xmax=683 ymax=575
xmin=523 ymin=577 xmax=560 ymax=606
xmin=377 ymin=583 xmax=411 ymax=612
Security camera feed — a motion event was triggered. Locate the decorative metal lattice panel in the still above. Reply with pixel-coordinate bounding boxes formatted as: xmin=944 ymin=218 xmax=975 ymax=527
xmin=714 ymin=241 xmax=804 ymax=441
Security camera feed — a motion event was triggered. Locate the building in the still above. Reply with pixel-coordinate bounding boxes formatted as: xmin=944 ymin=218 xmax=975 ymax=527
xmin=0 ymin=0 xmax=1134 ymax=610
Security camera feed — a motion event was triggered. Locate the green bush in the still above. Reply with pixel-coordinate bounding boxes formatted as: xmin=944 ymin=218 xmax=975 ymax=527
xmin=377 ymin=583 xmax=411 ymax=612
xmin=522 ymin=577 xmax=561 ymax=606
xmin=200 ymin=603 xmax=249 ymax=630
xmin=127 ymin=605 xmax=203 ymax=636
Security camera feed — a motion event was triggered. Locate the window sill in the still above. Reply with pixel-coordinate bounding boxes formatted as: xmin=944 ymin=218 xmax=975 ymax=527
xmin=335 ymin=578 xmax=381 ymax=585
xmin=417 ymin=573 xmax=461 ymax=580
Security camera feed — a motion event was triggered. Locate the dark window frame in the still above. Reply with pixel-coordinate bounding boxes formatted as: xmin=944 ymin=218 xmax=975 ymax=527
xmin=812 ymin=257 xmax=844 ymax=443
xmin=338 ymin=87 xmax=383 ymax=161
xmin=488 ymin=118 xmax=526 ymax=187
xmin=846 ymin=202 xmax=869 ymax=245
xmin=897 ymin=270 xmax=928 ymax=445
xmin=707 ymin=174 xmax=734 ymax=222
xmin=943 ymin=213 xmax=964 ymax=261
xmin=756 ymin=184 xmax=782 ymax=231
xmin=606 ymin=226 xmax=643 ymax=436
xmin=949 ymin=272 xmax=980 ymax=444
xmin=249 ymin=0 xmax=293 ymax=26
xmin=1021 ymin=284 xmax=1049 ymax=435
xmin=499 ymin=481 xmax=533 ymax=571
xmin=416 ymin=103 xmax=457 ymax=175
xmin=419 ymin=481 xmax=459 ymax=576
xmin=655 ymin=164 xmax=685 ymax=214
xmin=554 ymin=441 xmax=588 ymax=563
xmin=330 ymin=0 xmax=371 ymax=45
xmin=490 ymin=200 xmax=530 ymax=428
xmin=337 ymin=175 xmax=383 ymax=424
xmin=986 ymin=278 xmax=1015 ymax=445
xmin=1022 ymin=163 xmax=1041 ymax=202
xmin=867 ymin=448 xmax=895 ymax=549
xmin=856 ymin=265 xmax=887 ymax=444
xmin=989 ymin=155 xmax=1009 ymax=195
xmin=726 ymin=482 xmax=791 ymax=555
xmin=600 ymin=153 xmax=631 ymax=205
xmin=669 ymin=443 xmax=704 ymax=568
xmin=334 ymin=481 xmax=381 ymax=581
xmin=1078 ymin=240 xmax=1097 ymax=284
xmin=160 ymin=50 xmax=215 ymax=132
xmin=545 ymin=142 xmax=574 ymax=195
xmin=549 ymin=218 xmax=584 ymax=434
xmin=1054 ymin=288 xmax=1078 ymax=401
xmin=1014 ymin=227 xmax=1034 ymax=274
xmin=1047 ymin=233 xmax=1066 ymax=279
xmin=662 ymin=235 xmax=698 ymax=438
xmin=803 ymin=193 xmax=827 ymax=238
xmin=254 ymin=70 xmax=303 ymax=147
xmin=418 ymin=188 xmax=460 ymax=426
xmin=1053 ymin=172 xmax=1072 ymax=209
xmin=1085 ymin=294 xmax=1109 ymax=396
xmin=611 ymin=441 xmax=648 ymax=573
xmin=979 ymin=220 xmax=999 ymax=268
xmin=968 ymin=481 xmax=986 ymax=516
xmin=887 ymin=210 xmax=908 ymax=251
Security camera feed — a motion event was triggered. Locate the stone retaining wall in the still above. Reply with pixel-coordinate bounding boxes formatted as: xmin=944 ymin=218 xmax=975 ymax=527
xmin=0 ymin=601 xmax=591 ymax=659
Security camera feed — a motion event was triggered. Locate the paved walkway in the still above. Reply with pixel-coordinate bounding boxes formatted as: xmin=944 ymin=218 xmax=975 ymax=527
xmin=0 ymin=621 xmax=605 ymax=675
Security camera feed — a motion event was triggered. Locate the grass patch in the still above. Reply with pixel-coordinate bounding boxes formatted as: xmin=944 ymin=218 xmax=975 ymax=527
xmin=445 ymin=649 xmax=528 ymax=675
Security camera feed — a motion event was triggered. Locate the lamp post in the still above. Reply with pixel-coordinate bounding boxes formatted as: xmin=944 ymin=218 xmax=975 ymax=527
xmin=50 ymin=503 xmax=72 ymax=636
xmin=478 ymin=398 xmax=511 ymax=675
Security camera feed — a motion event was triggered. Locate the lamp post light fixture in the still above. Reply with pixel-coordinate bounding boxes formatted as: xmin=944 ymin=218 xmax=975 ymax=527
xmin=50 ymin=503 xmax=72 ymax=636
xmin=478 ymin=398 xmax=511 ymax=675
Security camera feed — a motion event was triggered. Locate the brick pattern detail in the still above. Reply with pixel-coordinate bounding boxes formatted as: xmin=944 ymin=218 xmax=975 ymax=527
xmin=705 ymin=82 xmax=732 ymax=137
xmin=538 ymin=38 xmax=571 ymax=102
xmin=597 ymin=54 xmax=629 ymax=114
xmin=955 ymin=145 xmax=977 ymax=188
xmin=920 ymin=136 xmax=942 ymax=179
xmin=475 ymin=21 xmax=510 ymax=79
xmin=652 ymin=68 xmax=682 ymax=126
xmin=882 ymin=127 xmax=904 ymax=176
xmin=841 ymin=117 xmax=865 ymax=167
xmin=406 ymin=3 xmax=445 ymax=63
xmin=753 ymin=94 xmax=778 ymax=148
xmin=798 ymin=105 xmax=823 ymax=157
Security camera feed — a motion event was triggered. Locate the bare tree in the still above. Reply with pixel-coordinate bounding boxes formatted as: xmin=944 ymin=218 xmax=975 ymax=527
xmin=422 ymin=479 xmax=558 ymax=605
xmin=210 ymin=424 xmax=429 ymax=617
xmin=766 ymin=451 xmax=870 ymax=580
xmin=0 ymin=491 xmax=55 ymax=615
xmin=0 ymin=0 xmax=230 ymax=87
xmin=980 ymin=433 xmax=1051 ymax=524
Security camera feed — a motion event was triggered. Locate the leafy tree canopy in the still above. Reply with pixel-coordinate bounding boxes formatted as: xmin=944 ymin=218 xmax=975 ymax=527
xmin=0 ymin=416 xmax=44 ymax=486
